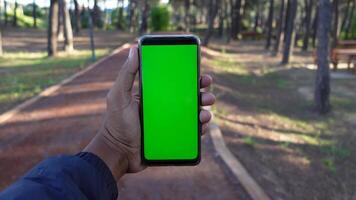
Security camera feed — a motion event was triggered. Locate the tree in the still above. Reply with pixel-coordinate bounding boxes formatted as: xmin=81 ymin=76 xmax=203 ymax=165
xmin=230 ymin=0 xmax=244 ymax=39
xmin=139 ymin=0 xmax=149 ymax=35
xmin=184 ymin=0 xmax=191 ymax=32
xmin=4 ymin=1 xmax=8 ymax=26
xmin=273 ymin=0 xmax=286 ymax=56
xmin=73 ymin=0 xmax=81 ymax=34
xmin=203 ymin=0 xmax=220 ymax=46
xmin=33 ymin=0 xmax=37 ymax=28
xmin=0 ymin=30 xmax=3 ymax=56
xmin=281 ymin=0 xmax=297 ymax=64
xmin=331 ymin=0 xmax=339 ymax=49
xmin=48 ymin=0 xmax=59 ymax=56
xmin=314 ymin=0 xmax=332 ymax=114
xmin=13 ymin=1 xmax=18 ymax=27
xmin=61 ymin=0 xmax=73 ymax=52
xmin=128 ymin=0 xmax=137 ymax=32
xmin=302 ymin=0 xmax=313 ymax=51
xmin=265 ymin=0 xmax=274 ymax=49
xmin=312 ymin=2 xmax=319 ymax=47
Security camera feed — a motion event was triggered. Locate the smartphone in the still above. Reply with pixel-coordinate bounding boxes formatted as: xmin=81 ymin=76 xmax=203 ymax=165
xmin=139 ymin=35 xmax=201 ymax=165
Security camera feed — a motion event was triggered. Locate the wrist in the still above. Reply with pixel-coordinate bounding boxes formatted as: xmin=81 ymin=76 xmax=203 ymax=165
xmin=84 ymin=132 xmax=129 ymax=180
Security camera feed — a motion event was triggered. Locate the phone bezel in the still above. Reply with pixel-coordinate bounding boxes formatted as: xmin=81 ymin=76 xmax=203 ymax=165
xmin=138 ymin=35 xmax=201 ymax=166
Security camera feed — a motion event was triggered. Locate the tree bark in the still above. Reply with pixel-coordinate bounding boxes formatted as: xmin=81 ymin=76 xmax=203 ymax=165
xmin=13 ymin=1 xmax=18 ymax=27
xmin=273 ymin=0 xmax=286 ymax=56
xmin=33 ymin=0 xmax=37 ymax=28
xmin=117 ymin=0 xmax=124 ymax=30
xmin=61 ymin=0 xmax=74 ymax=52
xmin=128 ymin=0 xmax=136 ymax=33
xmin=340 ymin=0 xmax=351 ymax=34
xmin=4 ymin=1 xmax=8 ymax=26
xmin=74 ymin=0 xmax=81 ymax=34
xmin=88 ymin=3 xmax=96 ymax=61
xmin=0 ymin=30 xmax=3 ymax=56
xmin=281 ymin=0 xmax=297 ymax=64
xmin=254 ymin=0 xmax=261 ymax=32
xmin=48 ymin=0 xmax=59 ymax=56
xmin=302 ymin=0 xmax=313 ymax=51
xmin=184 ymin=0 xmax=191 ymax=32
xmin=265 ymin=0 xmax=274 ymax=49
xmin=312 ymin=2 xmax=319 ymax=47
xmin=331 ymin=0 xmax=339 ymax=49
xmin=230 ymin=0 xmax=243 ymax=39
xmin=203 ymin=0 xmax=220 ymax=46
xmin=139 ymin=0 xmax=149 ymax=35
xmin=314 ymin=0 xmax=331 ymax=114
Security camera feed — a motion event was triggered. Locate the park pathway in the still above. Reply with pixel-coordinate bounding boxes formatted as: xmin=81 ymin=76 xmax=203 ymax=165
xmin=0 ymin=46 xmax=247 ymax=199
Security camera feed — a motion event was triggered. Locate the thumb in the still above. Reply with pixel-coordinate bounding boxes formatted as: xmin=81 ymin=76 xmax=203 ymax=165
xmin=109 ymin=45 xmax=139 ymax=107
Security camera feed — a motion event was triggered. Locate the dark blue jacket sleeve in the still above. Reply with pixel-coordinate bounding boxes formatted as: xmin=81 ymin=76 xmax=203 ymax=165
xmin=0 ymin=152 xmax=118 ymax=200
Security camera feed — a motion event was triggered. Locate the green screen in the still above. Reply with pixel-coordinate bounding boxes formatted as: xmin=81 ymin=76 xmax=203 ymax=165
xmin=141 ymin=44 xmax=198 ymax=160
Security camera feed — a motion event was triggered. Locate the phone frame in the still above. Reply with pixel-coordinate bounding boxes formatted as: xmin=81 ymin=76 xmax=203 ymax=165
xmin=138 ymin=35 xmax=201 ymax=166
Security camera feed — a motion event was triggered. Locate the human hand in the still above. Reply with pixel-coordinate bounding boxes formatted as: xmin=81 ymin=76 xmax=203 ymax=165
xmin=86 ymin=45 xmax=215 ymax=179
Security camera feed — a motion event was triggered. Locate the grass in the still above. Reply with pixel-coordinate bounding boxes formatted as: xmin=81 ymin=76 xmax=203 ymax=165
xmin=0 ymin=49 xmax=110 ymax=113
xmin=4 ymin=10 xmax=46 ymax=28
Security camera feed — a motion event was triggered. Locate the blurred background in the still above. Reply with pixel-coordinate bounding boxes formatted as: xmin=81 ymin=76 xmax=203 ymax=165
xmin=0 ymin=0 xmax=355 ymax=199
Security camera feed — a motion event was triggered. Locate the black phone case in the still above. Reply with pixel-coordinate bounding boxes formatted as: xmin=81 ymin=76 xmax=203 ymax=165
xmin=138 ymin=34 xmax=201 ymax=166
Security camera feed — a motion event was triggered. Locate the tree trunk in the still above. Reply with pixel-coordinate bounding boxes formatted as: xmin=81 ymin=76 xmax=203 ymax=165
xmin=203 ymin=0 xmax=220 ymax=46
xmin=74 ymin=0 xmax=81 ymax=34
xmin=218 ymin=0 xmax=224 ymax=37
xmin=62 ymin=0 xmax=74 ymax=52
xmin=88 ymin=4 xmax=96 ymax=61
xmin=265 ymin=0 xmax=274 ymax=49
xmin=302 ymin=0 xmax=313 ymax=51
xmin=33 ymin=0 xmax=37 ymax=28
xmin=48 ymin=0 xmax=59 ymax=57
xmin=128 ymin=0 xmax=136 ymax=33
xmin=331 ymin=0 xmax=339 ymax=49
xmin=340 ymin=0 xmax=351 ymax=34
xmin=139 ymin=0 xmax=149 ymax=35
xmin=273 ymin=0 xmax=286 ymax=56
xmin=13 ymin=1 xmax=18 ymax=27
xmin=254 ymin=0 xmax=261 ymax=32
xmin=184 ymin=0 xmax=191 ymax=32
xmin=281 ymin=0 xmax=297 ymax=64
xmin=0 ymin=30 xmax=3 ymax=56
xmin=4 ymin=1 xmax=8 ymax=26
xmin=230 ymin=0 xmax=243 ymax=39
xmin=314 ymin=0 xmax=331 ymax=114
xmin=312 ymin=3 xmax=319 ymax=47
xmin=117 ymin=0 xmax=124 ymax=30
xmin=57 ymin=0 xmax=64 ymax=40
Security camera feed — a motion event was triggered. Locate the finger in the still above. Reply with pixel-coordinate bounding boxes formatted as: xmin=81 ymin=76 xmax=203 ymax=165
xmin=199 ymin=109 xmax=212 ymax=124
xmin=201 ymin=123 xmax=209 ymax=135
xmin=201 ymin=92 xmax=215 ymax=106
xmin=200 ymin=75 xmax=213 ymax=89
xmin=110 ymin=45 xmax=139 ymax=104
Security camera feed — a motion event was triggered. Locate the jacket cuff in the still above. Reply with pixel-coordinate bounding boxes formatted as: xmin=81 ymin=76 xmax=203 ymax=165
xmin=76 ymin=152 xmax=118 ymax=199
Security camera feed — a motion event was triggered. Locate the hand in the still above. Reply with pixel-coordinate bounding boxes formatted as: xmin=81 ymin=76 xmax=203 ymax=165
xmin=85 ymin=45 xmax=215 ymax=180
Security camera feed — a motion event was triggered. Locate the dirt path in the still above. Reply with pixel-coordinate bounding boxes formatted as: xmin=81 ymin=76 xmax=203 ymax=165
xmin=0 ymin=46 xmax=247 ymax=199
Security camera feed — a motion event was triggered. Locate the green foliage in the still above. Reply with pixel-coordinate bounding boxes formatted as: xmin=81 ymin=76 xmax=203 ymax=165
xmin=150 ymin=5 xmax=170 ymax=31
xmin=23 ymin=4 xmax=45 ymax=18
xmin=111 ymin=8 xmax=127 ymax=30
xmin=5 ymin=7 xmax=46 ymax=28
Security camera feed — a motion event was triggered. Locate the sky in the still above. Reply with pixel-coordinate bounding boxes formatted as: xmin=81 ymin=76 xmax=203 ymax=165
xmin=5 ymin=0 xmax=169 ymax=9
